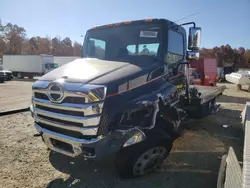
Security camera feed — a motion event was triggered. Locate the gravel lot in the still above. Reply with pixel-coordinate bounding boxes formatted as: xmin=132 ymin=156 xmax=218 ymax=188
xmin=0 ymin=82 xmax=247 ymax=188
xmin=0 ymin=80 xmax=33 ymax=112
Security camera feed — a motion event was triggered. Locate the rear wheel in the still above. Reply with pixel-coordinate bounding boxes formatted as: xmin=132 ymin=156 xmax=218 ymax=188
xmin=115 ymin=136 xmax=173 ymax=178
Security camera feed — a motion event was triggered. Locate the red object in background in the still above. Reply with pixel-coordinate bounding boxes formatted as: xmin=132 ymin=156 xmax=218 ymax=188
xmin=190 ymin=58 xmax=218 ymax=86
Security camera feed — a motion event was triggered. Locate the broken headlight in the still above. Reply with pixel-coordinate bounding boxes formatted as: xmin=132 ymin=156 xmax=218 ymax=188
xmin=123 ymin=131 xmax=146 ymax=147
xmin=87 ymin=86 xmax=107 ymax=103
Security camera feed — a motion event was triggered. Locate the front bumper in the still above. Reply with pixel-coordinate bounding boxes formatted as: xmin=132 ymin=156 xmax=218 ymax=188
xmin=34 ymin=122 xmax=144 ymax=160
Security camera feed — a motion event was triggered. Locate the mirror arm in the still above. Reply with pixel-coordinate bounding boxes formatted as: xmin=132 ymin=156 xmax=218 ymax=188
xmin=169 ymin=22 xmax=196 ymax=30
xmin=180 ymin=22 xmax=196 ymax=28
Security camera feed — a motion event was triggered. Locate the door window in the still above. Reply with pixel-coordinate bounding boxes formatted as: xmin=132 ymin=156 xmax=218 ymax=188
xmin=166 ymin=30 xmax=184 ymax=64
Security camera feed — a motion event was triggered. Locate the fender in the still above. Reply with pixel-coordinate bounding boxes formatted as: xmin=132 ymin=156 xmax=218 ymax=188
xmin=101 ymin=80 xmax=183 ymax=135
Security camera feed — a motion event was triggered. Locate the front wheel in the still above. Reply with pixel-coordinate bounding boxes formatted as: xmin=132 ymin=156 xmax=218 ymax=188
xmin=115 ymin=137 xmax=173 ymax=178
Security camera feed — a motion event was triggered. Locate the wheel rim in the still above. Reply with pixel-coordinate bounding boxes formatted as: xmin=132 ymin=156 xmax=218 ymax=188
xmin=133 ymin=146 xmax=168 ymax=176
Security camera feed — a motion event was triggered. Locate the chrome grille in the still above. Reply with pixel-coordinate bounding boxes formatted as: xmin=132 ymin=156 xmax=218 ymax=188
xmin=34 ymin=92 xmax=86 ymax=104
xmin=32 ymin=81 xmax=106 ymax=136
xmin=34 ymin=92 xmax=49 ymax=100
xmin=36 ymin=114 xmax=83 ymax=127
xmin=35 ymin=104 xmax=84 ymax=117
xmin=38 ymin=122 xmax=84 ymax=138
xmin=63 ymin=97 xmax=85 ymax=104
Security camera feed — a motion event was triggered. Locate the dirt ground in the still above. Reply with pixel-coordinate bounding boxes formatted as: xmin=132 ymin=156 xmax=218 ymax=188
xmin=0 ymin=80 xmax=33 ymax=112
xmin=0 ymin=82 xmax=248 ymax=188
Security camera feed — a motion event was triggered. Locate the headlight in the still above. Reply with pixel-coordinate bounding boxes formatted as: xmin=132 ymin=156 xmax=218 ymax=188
xmin=123 ymin=131 xmax=146 ymax=147
xmin=87 ymin=86 xmax=107 ymax=102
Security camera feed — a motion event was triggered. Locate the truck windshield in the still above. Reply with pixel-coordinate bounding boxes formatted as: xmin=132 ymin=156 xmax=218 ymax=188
xmin=46 ymin=63 xmax=59 ymax=69
xmin=50 ymin=63 xmax=59 ymax=69
xmin=83 ymin=24 xmax=163 ymax=62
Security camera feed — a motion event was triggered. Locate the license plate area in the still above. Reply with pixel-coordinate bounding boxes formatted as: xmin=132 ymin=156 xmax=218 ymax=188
xmin=50 ymin=138 xmax=73 ymax=153
xmin=42 ymin=133 xmax=83 ymax=157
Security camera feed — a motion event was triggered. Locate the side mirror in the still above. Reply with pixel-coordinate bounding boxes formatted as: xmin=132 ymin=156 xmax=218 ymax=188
xmin=188 ymin=27 xmax=201 ymax=51
xmin=187 ymin=51 xmax=200 ymax=60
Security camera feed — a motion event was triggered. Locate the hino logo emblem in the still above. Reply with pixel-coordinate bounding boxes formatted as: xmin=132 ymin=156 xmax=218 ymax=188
xmin=47 ymin=83 xmax=64 ymax=102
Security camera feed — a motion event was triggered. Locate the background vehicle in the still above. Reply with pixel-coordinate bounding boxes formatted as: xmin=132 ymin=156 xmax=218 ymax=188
xmin=54 ymin=56 xmax=80 ymax=66
xmin=0 ymin=71 xmax=6 ymax=83
xmin=217 ymin=67 xmax=224 ymax=82
xmin=225 ymin=69 xmax=250 ymax=91
xmin=190 ymin=58 xmax=218 ymax=86
xmin=30 ymin=19 xmax=225 ymax=178
xmin=3 ymin=54 xmax=59 ymax=79
xmin=0 ymin=65 xmax=13 ymax=81
xmin=2 ymin=70 xmax=13 ymax=81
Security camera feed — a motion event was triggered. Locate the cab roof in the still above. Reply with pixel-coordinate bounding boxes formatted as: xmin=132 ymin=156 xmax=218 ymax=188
xmin=89 ymin=18 xmax=179 ymax=30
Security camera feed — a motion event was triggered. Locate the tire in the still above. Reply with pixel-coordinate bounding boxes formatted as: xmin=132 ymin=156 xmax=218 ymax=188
xmin=115 ymin=135 xmax=173 ymax=178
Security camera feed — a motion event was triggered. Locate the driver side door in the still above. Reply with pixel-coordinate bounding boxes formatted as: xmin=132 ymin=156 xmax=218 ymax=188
xmin=165 ymin=29 xmax=186 ymax=90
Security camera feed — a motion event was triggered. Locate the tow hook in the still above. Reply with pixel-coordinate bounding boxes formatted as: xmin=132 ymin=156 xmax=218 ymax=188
xmin=33 ymin=132 xmax=43 ymax=137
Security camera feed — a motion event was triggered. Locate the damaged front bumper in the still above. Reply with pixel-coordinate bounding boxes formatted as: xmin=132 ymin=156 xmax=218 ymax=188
xmin=34 ymin=122 xmax=146 ymax=160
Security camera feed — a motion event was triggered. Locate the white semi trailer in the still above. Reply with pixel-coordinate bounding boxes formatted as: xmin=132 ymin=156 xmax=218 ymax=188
xmin=54 ymin=56 xmax=81 ymax=66
xmin=3 ymin=54 xmax=59 ymax=79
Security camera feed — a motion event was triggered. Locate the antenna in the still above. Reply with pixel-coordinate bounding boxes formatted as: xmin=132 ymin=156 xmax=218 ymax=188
xmin=174 ymin=12 xmax=199 ymax=23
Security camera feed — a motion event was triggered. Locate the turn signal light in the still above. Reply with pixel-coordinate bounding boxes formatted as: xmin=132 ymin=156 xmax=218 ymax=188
xmin=145 ymin=19 xmax=152 ymax=22
xmin=124 ymin=21 xmax=131 ymax=24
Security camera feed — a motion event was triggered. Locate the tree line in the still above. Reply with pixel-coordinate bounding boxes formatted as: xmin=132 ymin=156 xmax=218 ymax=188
xmin=200 ymin=45 xmax=250 ymax=68
xmin=0 ymin=20 xmax=82 ymax=56
xmin=0 ymin=21 xmax=249 ymax=68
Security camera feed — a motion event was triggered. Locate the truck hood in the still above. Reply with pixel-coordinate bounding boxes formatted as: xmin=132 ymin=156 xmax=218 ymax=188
xmin=39 ymin=58 xmax=145 ymax=85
